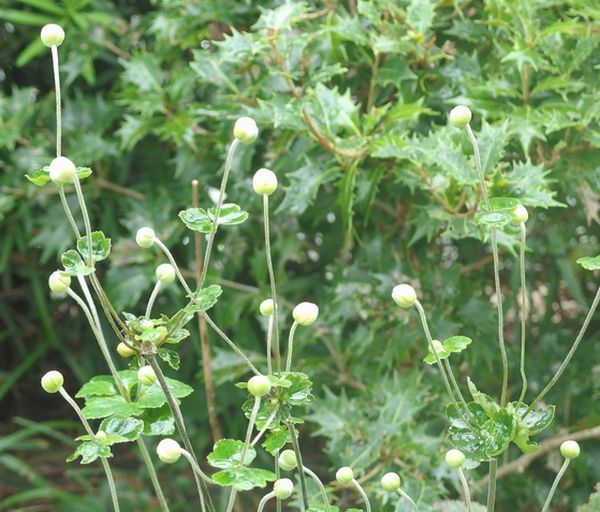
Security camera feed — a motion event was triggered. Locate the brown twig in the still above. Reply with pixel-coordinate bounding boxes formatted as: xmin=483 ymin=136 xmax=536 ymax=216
xmin=96 ymin=177 xmax=145 ymax=200
xmin=192 ymin=179 xmax=221 ymax=443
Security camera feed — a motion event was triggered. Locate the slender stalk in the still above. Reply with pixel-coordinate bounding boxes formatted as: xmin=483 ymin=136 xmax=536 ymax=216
xmin=199 ymin=138 xmax=240 ymax=288
xmin=517 ymin=222 xmax=528 ymax=407
xmin=285 ymin=321 xmax=299 ymax=372
xmin=181 ymin=450 xmax=216 ymax=485
xmin=414 ymin=301 xmax=463 ymax=411
xmin=50 ymin=45 xmax=61 ymax=157
xmin=396 ymin=488 xmax=419 ymax=512
xmin=457 ymin=468 xmax=472 ymax=512
xmin=443 ymin=358 xmax=469 ymax=412
xmin=486 ymin=459 xmax=497 ymax=512
xmin=71 ymin=175 xmax=93 ymax=266
xmin=304 ymin=467 xmax=331 ymax=511
xmin=203 ymin=313 xmax=259 ymax=374
xmin=58 ymin=387 xmax=120 ymax=511
xmin=525 ymin=286 xmax=600 ymax=417
xmin=257 ymin=491 xmax=275 ymax=512
xmin=146 ymin=354 xmax=209 ymax=512
xmin=263 ymin=194 xmax=281 ymax=372
xmin=266 ymin=314 xmax=274 ymax=375
xmin=145 ymin=281 xmax=162 ymax=319
xmin=136 ymin=438 xmax=170 ymax=512
xmin=251 ymin=407 xmax=280 ymax=447
xmin=466 ymin=123 xmax=508 ymax=406
xmin=192 ymin=179 xmax=221 ymax=443
xmin=351 ymin=479 xmax=371 ymax=512
xmin=155 ymin=238 xmax=193 ymax=295
xmin=541 ymin=459 xmax=570 ymax=512
xmin=286 ymin=420 xmax=308 ymax=511
xmin=58 ymin=187 xmax=81 ymax=237
xmin=275 ymin=451 xmax=282 ymax=512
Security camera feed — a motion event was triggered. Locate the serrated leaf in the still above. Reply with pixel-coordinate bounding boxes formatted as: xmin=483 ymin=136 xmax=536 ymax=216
xmin=444 ymin=336 xmax=472 ymax=353
xmin=82 ymin=396 xmax=142 ymax=420
xmin=262 ymin=429 xmax=291 ymax=455
xmin=158 ymin=347 xmax=180 ymax=370
xmin=137 ymin=377 xmax=193 ymax=409
xmin=488 ymin=197 xmax=520 ymax=211
xmin=207 ymin=203 xmax=249 ymax=226
xmin=76 ymin=231 xmax=111 ymax=262
xmin=99 ymin=416 xmax=144 ymax=442
xmin=178 ymin=208 xmax=214 ymax=233
xmin=577 ymin=255 xmax=600 ymax=271
xmin=142 ymin=405 xmax=175 ymax=436
xmin=212 ymin=467 xmax=276 ymax=491
xmin=76 ymin=376 xmax=117 ymax=399
xmin=25 ymin=167 xmax=50 ymax=186
xmin=207 ymin=439 xmax=256 ymax=469
xmin=75 ymin=433 xmax=129 ymax=445
xmin=61 ymin=249 xmax=94 ymax=276
xmin=473 ymin=211 xmax=511 ymax=228
xmin=66 ymin=440 xmax=112 ymax=464
xmin=184 ymin=284 xmax=223 ymax=313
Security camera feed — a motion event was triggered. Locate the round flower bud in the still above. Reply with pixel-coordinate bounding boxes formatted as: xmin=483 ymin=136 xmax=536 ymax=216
xmin=431 ymin=340 xmax=444 ymax=354
xmin=117 ymin=342 xmax=136 ymax=358
xmin=260 ymin=299 xmax=274 ymax=316
xmin=155 ymin=263 xmax=176 ymax=285
xmin=278 ymin=449 xmax=297 ymax=471
xmin=138 ymin=365 xmax=157 ymax=386
xmin=511 ymin=204 xmax=529 ymax=226
xmin=95 ymin=430 xmax=107 ymax=442
xmin=252 ymin=168 xmax=278 ymax=195
xmin=392 ymin=284 xmax=417 ymax=308
xmin=156 ymin=438 xmax=182 ymax=464
xmin=449 ymin=106 xmax=472 ymax=128
xmin=560 ymin=440 xmax=580 ymax=460
xmin=233 ymin=116 xmax=259 ymax=144
xmin=247 ymin=375 xmax=271 ymax=397
xmin=49 ymin=156 xmax=76 ymax=186
xmin=445 ymin=449 xmax=466 ymax=469
xmin=336 ymin=466 xmax=354 ymax=484
xmin=48 ymin=271 xmax=71 ymax=293
xmin=380 ymin=472 xmax=401 ymax=492
xmin=41 ymin=370 xmax=64 ymax=393
xmin=40 ymin=24 xmax=65 ymax=47
xmin=273 ymin=478 xmax=294 ymax=500
xmin=136 ymin=227 xmax=155 ymax=248
xmin=292 ymin=302 xmax=319 ymax=326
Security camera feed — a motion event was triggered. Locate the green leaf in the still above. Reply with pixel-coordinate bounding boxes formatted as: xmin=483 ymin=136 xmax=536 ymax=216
xmin=444 ymin=336 xmax=472 ymax=353
xmin=75 ymin=433 xmax=129 ymax=445
xmin=179 ymin=208 xmax=214 ymax=233
xmin=61 ymin=249 xmax=94 ymax=276
xmin=406 ymin=0 xmax=434 ymax=34
xmin=423 ymin=343 xmax=450 ymax=365
xmin=212 ymin=467 xmax=276 ymax=491
xmin=488 ymin=197 xmax=520 ymax=211
xmin=66 ymin=440 xmax=112 ymax=464
xmin=141 ymin=405 xmax=175 ymax=436
xmin=25 ymin=167 xmax=50 ymax=187
xmin=82 ymin=395 xmax=142 ymax=420
xmin=577 ymin=255 xmax=600 ymax=271
xmin=184 ymin=284 xmax=223 ymax=314
xmin=262 ymin=429 xmax=291 ymax=455
xmin=76 ymin=376 xmax=117 ymax=399
xmin=99 ymin=417 xmax=144 ymax=442
xmin=207 ymin=439 xmax=256 ymax=469
xmin=208 ymin=203 xmax=249 ymax=226
xmin=467 ymin=378 xmax=500 ymax=417
xmin=137 ymin=377 xmax=193 ymax=409
xmin=76 ymin=231 xmax=111 ymax=262
xmin=473 ymin=210 xmax=511 ymax=228
xmin=158 ymin=347 xmax=180 ymax=370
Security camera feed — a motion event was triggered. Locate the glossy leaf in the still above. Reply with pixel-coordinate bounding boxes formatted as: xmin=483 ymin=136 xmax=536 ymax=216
xmin=184 ymin=284 xmax=223 ymax=313
xmin=76 ymin=231 xmax=111 ymax=262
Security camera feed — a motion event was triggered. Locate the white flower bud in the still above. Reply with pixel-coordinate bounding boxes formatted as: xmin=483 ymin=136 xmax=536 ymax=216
xmin=336 ymin=466 xmax=354 ymax=484
xmin=138 ymin=365 xmax=157 ymax=386
xmin=247 ymin=375 xmax=271 ymax=397
xmin=392 ymin=284 xmax=417 ymax=308
xmin=292 ymin=302 xmax=319 ymax=326
xmin=380 ymin=472 xmax=401 ymax=492
xmin=233 ymin=116 xmax=259 ymax=144
xmin=273 ymin=478 xmax=294 ymax=500
xmin=49 ymin=156 xmax=76 ymax=186
xmin=449 ymin=106 xmax=472 ymax=128
xmin=252 ymin=168 xmax=278 ymax=195
xmin=136 ymin=227 xmax=155 ymax=248
xmin=95 ymin=430 xmax=108 ymax=442
xmin=156 ymin=438 xmax=182 ymax=464
xmin=278 ymin=449 xmax=297 ymax=471
xmin=445 ymin=449 xmax=466 ymax=468
xmin=41 ymin=370 xmax=64 ymax=393
xmin=431 ymin=340 xmax=444 ymax=354
xmin=511 ymin=204 xmax=529 ymax=226
xmin=117 ymin=342 xmax=136 ymax=358
xmin=48 ymin=271 xmax=71 ymax=293
xmin=40 ymin=24 xmax=65 ymax=47
xmin=155 ymin=263 xmax=176 ymax=285
xmin=560 ymin=440 xmax=580 ymax=459
xmin=260 ymin=299 xmax=274 ymax=316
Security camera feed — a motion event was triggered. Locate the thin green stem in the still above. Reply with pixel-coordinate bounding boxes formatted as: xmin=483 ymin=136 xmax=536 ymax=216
xmin=224 ymin=489 xmax=237 ymax=512
xmin=71 ymin=175 xmax=93 ymax=266
xmin=275 ymin=450 xmax=282 ymax=512
xmin=286 ymin=419 xmax=308 ymax=511
xmin=486 ymin=459 xmax=497 ymax=512
xmin=146 ymin=354 xmax=210 ymax=512
xmin=181 ymin=450 xmax=216 ymax=485
xmin=266 ymin=314 xmax=274 ymax=375
xmin=257 ymin=492 xmax=275 ymax=512
xmin=50 ymin=45 xmax=61 ymax=157
xmin=136 ymin=438 xmax=170 ymax=512
xmin=58 ymin=387 xmax=120 ymax=511
xmin=58 ymin=187 xmax=80 ymax=237
xmin=396 ymin=488 xmax=419 ymax=512
xmin=443 ymin=358 xmax=470 ymax=412
xmin=155 ymin=239 xmax=193 ymax=296
xmin=541 ymin=459 xmax=570 ymax=512
xmin=465 ymin=124 xmax=489 ymax=209
xmin=304 ymin=467 xmax=331 ymax=511
xmin=517 ymin=222 xmax=528 ymax=407
xmin=525 ymin=285 xmax=600 ymax=417
xmin=457 ymin=468 xmax=472 ymax=512
xmin=203 ymin=313 xmax=259 ymax=374
xmin=199 ymin=138 xmax=239 ymax=288
xmin=285 ymin=321 xmax=299 ymax=372
xmin=145 ymin=281 xmax=162 ymax=319
xmin=251 ymin=406 xmax=279 ymax=447
xmin=351 ymin=479 xmax=371 ymax=512
xmin=263 ymin=194 xmax=281 ymax=372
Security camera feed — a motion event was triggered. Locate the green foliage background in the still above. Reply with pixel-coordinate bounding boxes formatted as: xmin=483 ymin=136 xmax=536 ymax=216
xmin=1 ymin=0 xmax=599 ymax=510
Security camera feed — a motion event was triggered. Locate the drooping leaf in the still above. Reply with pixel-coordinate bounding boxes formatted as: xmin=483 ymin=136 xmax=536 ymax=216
xmin=61 ymin=249 xmax=94 ymax=276
xmin=66 ymin=440 xmax=112 ymax=464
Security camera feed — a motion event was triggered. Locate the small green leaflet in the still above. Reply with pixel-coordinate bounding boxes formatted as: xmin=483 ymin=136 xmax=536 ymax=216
xmin=473 ymin=210 xmax=511 ymax=228
xmin=66 ymin=440 xmax=111 ymax=464
xmin=25 ymin=166 xmax=93 ymax=187
xmin=185 ymin=284 xmax=223 ymax=313
xmin=488 ymin=197 xmax=520 ymax=211
xmin=207 ymin=439 xmax=256 ymax=469
xmin=75 ymin=433 xmax=129 ymax=445
xmin=158 ymin=347 xmax=180 ymax=370
xmin=262 ymin=429 xmax=291 ymax=455
xmin=423 ymin=336 xmax=472 ymax=365
xmin=61 ymin=249 xmax=94 ymax=276
xmin=99 ymin=416 xmax=144 ymax=442
xmin=179 ymin=203 xmax=248 ymax=233
xmin=76 ymin=231 xmax=111 ymax=262
xmin=577 ymin=255 xmax=600 ymax=271
xmin=212 ymin=467 xmax=276 ymax=491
